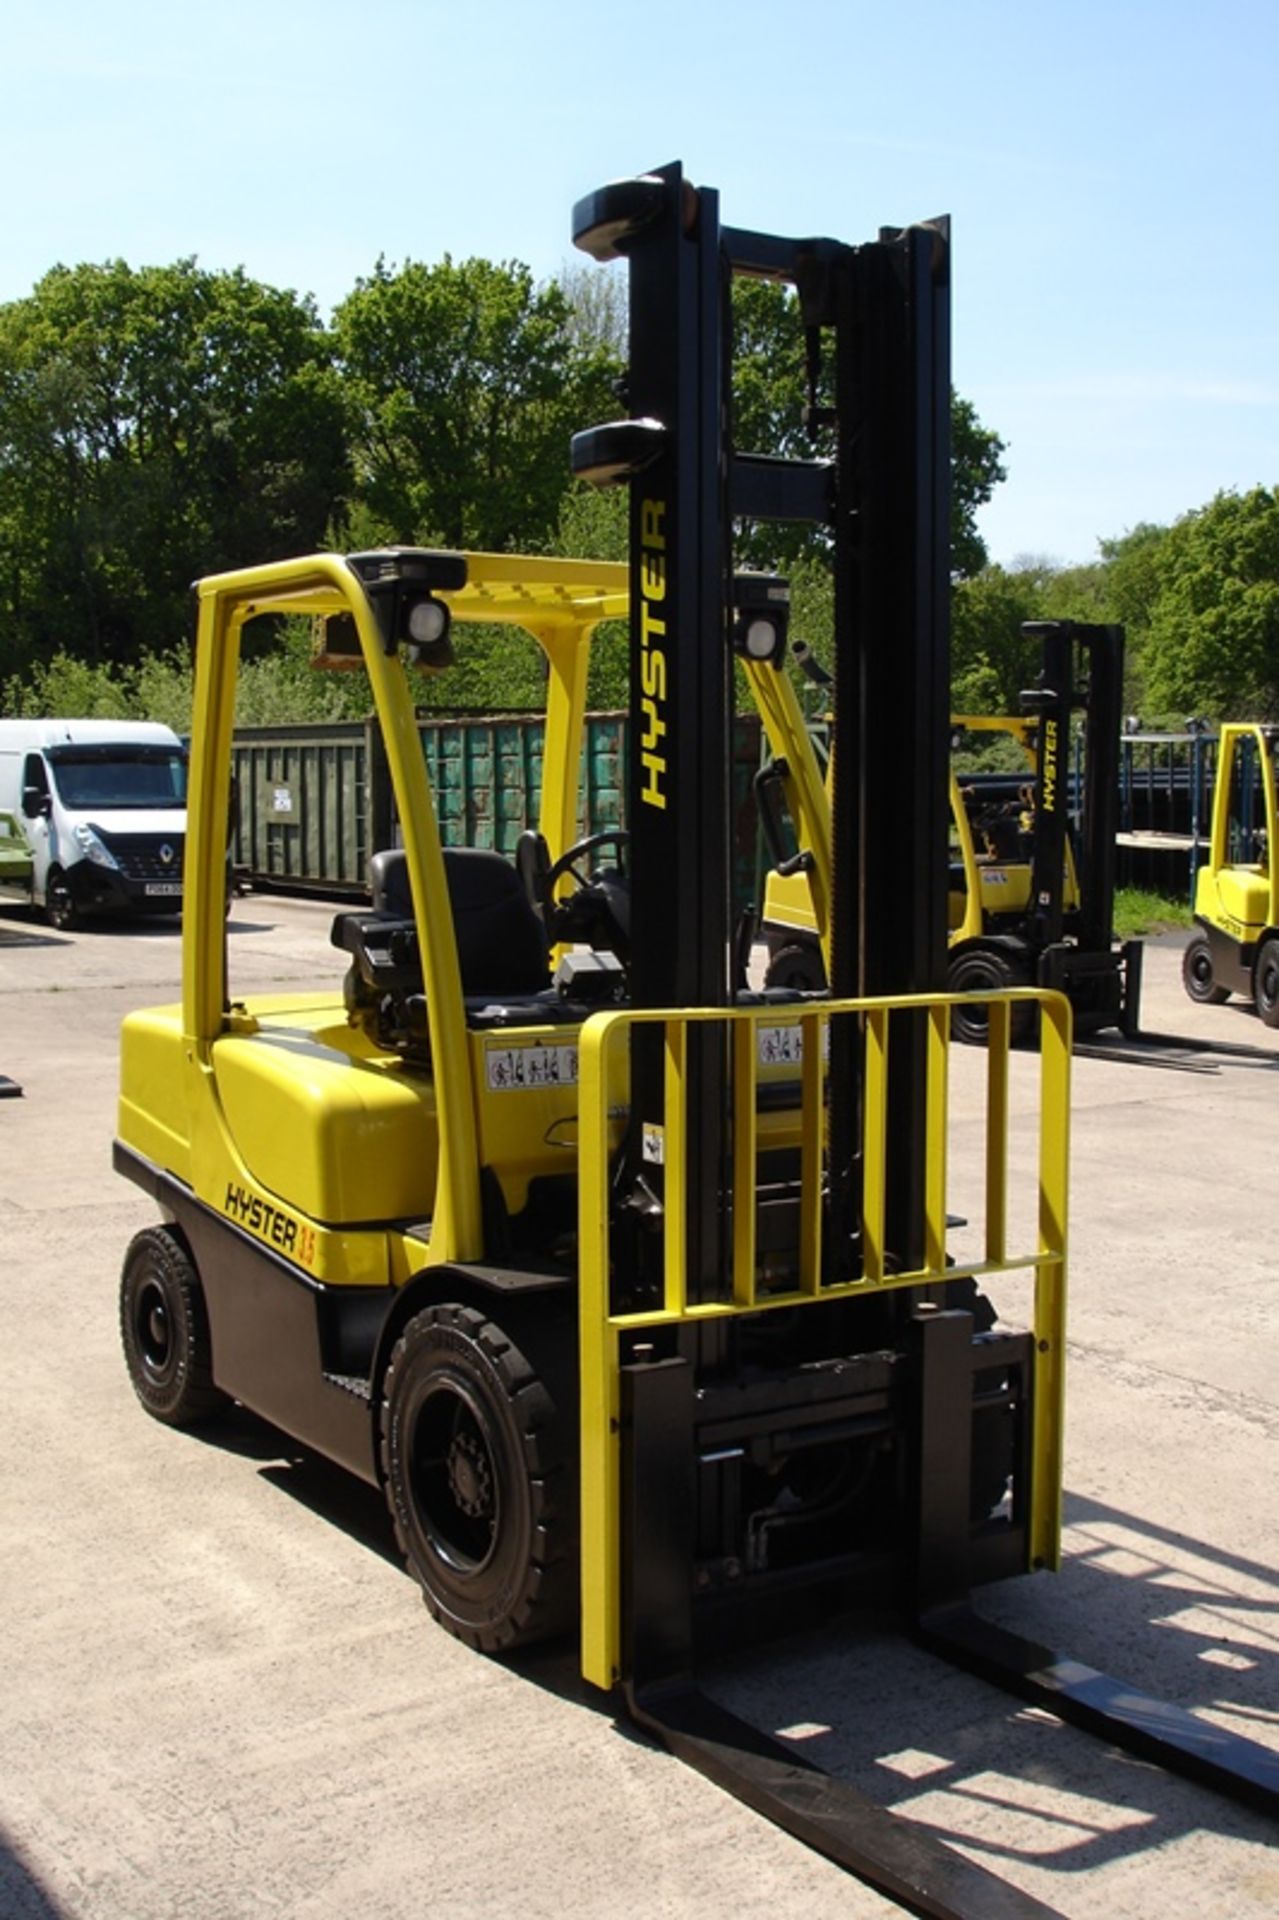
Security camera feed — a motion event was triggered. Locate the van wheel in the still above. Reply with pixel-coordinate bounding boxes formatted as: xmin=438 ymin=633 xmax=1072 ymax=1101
xmin=381 ymin=1303 xmax=577 ymax=1653
xmin=1182 ymin=932 xmax=1229 ymax=1005
xmin=120 ymin=1225 xmax=226 ymax=1426
xmin=1253 ymin=936 xmax=1279 ymax=1028
xmin=45 ymin=867 xmax=80 ymax=932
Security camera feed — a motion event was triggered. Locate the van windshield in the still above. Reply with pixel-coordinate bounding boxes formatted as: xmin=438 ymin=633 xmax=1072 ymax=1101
xmin=46 ymin=745 xmax=188 ymax=810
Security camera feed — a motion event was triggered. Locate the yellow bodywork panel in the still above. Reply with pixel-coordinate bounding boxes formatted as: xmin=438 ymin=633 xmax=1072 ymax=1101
xmin=211 ymin=996 xmax=439 ymax=1226
xmin=469 ymin=1023 xmax=630 ymax=1216
xmin=119 ymin=1004 xmax=192 ymax=1181
xmin=1208 ymin=865 xmax=1271 ymax=934
xmin=763 ymin=868 xmax=821 ymax=937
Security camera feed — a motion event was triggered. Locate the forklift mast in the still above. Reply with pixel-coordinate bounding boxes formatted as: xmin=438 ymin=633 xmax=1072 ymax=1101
xmin=1022 ymin=619 xmax=1125 ymax=958
xmin=572 ymin=162 xmax=952 ymax=1280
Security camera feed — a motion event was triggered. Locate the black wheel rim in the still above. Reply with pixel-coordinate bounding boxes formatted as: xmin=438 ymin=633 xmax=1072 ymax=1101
xmin=1190 ymin=947 xmax=1213 ymax=991
xmin=410 ymin=1378 xmax=501 ymax=1574
xmin=136 ymin=1278 xmax=174 ymax=1378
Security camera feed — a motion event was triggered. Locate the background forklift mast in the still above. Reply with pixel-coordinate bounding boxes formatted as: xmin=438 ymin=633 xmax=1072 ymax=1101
xmin=755 ymin=617 xmax=1142 ymax=1043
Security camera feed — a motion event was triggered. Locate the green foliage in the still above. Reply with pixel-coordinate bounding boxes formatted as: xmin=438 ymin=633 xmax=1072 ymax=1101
xmin=548 ymin=483 xmax=629 ymax=711
xmin=949 ymin=395 xmax=1008 ymax=580
xmin=332 ymin=257 xmax=619 ymax=553
xmin=727 ymin=279 xmax=1006 ymax=578
xmin=1112 ymin=887 xmax=1192 ymax=938
xmin=951 ymin=565 xmax=1047 ymax=713
xmin=1140 ymin=489 xmax=1279 ymax=722
xmin=2 ymin=650 xmax=136 ymax=721
xmin=0 ymin=260 xmax=350 ymax=678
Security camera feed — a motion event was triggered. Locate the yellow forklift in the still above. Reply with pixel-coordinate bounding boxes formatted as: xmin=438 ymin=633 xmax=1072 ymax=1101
xmin=757 ymin=630 xmax=1143 ymax=1045
xmin=1182 ymin=722 xmax=1279 ymax=1024
xmin=116 ymin=166 xmax=1276 ymax=1916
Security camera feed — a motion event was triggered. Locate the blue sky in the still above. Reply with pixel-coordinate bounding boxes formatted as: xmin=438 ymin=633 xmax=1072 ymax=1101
xmin=5 ymin=0 xmax=1276 ymax=567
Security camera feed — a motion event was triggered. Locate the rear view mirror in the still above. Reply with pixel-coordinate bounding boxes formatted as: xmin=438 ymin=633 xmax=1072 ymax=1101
xmin=22 ymin=785 xmax=51 ymax=820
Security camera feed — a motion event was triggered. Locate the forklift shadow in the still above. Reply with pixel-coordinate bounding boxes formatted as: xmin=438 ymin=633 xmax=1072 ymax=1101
xmin=187 ymin=1401 xmax=401 ymax=1569
xmin=0 ymin=1822 xmax=67 ymax=1920
xmin=699 ymin=1489 xmax=1278 ymax=1884
xmin=1075 ymin=1027 xmax=1279 ymax=1072
xmin=184 ymin=1404 xmax=1278 ymax=1894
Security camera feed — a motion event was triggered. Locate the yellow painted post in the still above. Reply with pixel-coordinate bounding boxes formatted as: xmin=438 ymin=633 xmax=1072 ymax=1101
xmin=732 ymin=1017 xmax=758 ymax=1308
xmin=985 ymin=998 xmax=1010 ymax=1266
xmin=1030 ymin=991 xmax=1072 ymax=1570
xmin=577 ymin=1011 xmax=625 ymax=1690
xmin=924 ymin=1003 xmax=949 ymax=1274
xmin=799 ymin=1010 xmax=825 ymax=1292
xmin=861 ymin=1008 xmax=889 ymax=1283
xmin=663 ymin=1020 xmax=688 ymax=1317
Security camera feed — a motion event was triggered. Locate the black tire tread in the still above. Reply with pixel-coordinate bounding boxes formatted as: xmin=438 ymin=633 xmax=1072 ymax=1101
xmin=1253 ymin=934 xmax=1279 ymax=1028
xmin=947 ymin=942 xmax=1034 ymax=1047
xmin=1182 ymin=931 xmax=1229 ymax=1006
xmin=764 ymin=939 xmax=827 ymax=993
xmin=380 ymin=1302 xmax=577 ymax=1654
xmin=119 ymin=1224 xmax=226 ymax=1426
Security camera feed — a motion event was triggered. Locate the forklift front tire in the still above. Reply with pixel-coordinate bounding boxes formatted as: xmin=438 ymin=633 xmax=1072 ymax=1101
xmin=381 ymin=1304 xmax=577 ymax=1654
xmin=763 ymin=940 xmax=827 ymax=993
xmin=119 ymin=1225 xmax=226 ymax=1426
xmin=947 ymin=945 xmax=1033 ymax=1048
xmin=1253 ymin=935 xmax=1279 ymax=1027
xmin=1182 ymin=932 xmax=1229 ymax=1006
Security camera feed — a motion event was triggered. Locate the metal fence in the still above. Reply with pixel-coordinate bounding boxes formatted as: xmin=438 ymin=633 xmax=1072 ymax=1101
xmin=230 ymin=717 xmax=1263 ymax=912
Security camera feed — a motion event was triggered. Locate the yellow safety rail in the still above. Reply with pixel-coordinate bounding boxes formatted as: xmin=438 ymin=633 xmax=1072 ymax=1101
xmin=576 ymin=986 xmax=1071 ymax=1689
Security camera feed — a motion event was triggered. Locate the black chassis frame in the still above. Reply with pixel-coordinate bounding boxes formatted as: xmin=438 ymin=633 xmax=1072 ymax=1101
xmin=114 ymin=1142 xmax=570 ymax=1487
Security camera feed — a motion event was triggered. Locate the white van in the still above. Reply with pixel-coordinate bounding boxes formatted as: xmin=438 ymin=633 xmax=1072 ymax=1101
xmin=0 ymin=720 xmax=188 ymax=929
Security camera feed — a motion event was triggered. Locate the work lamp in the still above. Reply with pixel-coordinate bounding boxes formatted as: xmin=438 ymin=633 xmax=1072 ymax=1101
xmin=730 ymin=573 xmax=790 ymax=668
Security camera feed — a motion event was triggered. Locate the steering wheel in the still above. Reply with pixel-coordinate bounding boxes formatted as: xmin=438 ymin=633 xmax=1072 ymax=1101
xmin=545 ymin=829 xmax=629 ymax=894
xmin=543 ymin=829 xmax=630 ymax=961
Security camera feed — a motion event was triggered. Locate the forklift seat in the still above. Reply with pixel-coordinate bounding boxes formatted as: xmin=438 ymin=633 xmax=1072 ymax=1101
xmin=369 ymin=847 xmax=550 ymax=997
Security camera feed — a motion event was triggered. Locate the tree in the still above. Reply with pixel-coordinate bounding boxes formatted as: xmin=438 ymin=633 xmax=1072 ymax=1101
xmin=0 ymin=260 xmax=350 ymax=677
xmin=333 ymin=258 xmax=620 ymax=554
xmin=726 ymin=279 xmax=1006 ymax=577
xmin=951 ymin=565 xmax=1047 ymax=713
xmin=1141 ymin=488 xmax=1279 ymax=721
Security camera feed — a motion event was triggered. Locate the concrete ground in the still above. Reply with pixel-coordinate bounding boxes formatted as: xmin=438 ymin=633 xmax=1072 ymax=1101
xmin=1 ymin=896 xmax=1276 ymax=1920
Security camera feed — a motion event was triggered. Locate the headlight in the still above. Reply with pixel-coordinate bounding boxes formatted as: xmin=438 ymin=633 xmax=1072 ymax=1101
xmin=72 ymin=824 xmax=118 ymax=870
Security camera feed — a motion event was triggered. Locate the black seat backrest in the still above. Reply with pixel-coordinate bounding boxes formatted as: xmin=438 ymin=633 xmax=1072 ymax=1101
xmin=369 ymin=847 xmax=549 ymax=998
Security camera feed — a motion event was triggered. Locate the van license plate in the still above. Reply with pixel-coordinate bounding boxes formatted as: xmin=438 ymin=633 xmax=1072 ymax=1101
xmin=145 ymin=883 xmax=183 ymax=897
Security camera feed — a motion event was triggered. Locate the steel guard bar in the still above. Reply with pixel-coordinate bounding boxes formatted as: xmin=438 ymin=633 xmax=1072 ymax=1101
xmin=576 ymin=986 xmax=1072 ymax=1691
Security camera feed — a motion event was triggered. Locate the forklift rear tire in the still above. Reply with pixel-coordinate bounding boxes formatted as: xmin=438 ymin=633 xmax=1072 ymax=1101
xmin=381 ymin=1303 xmax=577 ymax=1654
xmin=1182 ymin=932 xmax=1229 ymax=1006
xmin=764 ymin=940 xmax=827 ymax=992
xmin=947 ymin=946 xmax=1033 ymax=1047
xmin=119 ymin=1225 xmax=227 ymax=1426
xmin=1253 ymin=936 xmax=1279 ymax=1027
